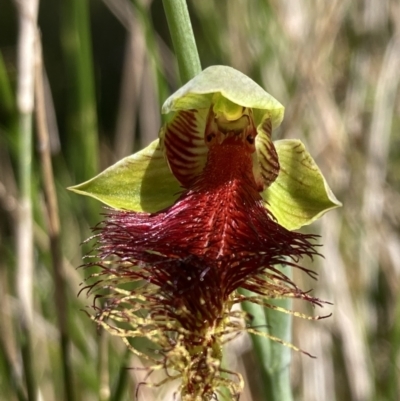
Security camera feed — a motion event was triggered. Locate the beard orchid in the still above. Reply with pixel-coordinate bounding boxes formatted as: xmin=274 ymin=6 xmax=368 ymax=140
xmin=70 ymin=66 xmax=341 ymax=400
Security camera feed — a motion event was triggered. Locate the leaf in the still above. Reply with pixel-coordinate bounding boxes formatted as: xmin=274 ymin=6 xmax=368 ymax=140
xmin=68 ymin=139 xmax=182 ymax=212
xmin=262 ymin=139 xmax=342 ymax=230
xmin=162 ymin=65 xmax=284 ymax=130
xmin=240 ymin=280 xmax=294 ymax=401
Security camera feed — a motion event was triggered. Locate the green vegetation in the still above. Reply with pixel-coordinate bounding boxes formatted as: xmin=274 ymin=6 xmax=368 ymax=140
xmin=0 ymin=1 xmax=399 ymax=400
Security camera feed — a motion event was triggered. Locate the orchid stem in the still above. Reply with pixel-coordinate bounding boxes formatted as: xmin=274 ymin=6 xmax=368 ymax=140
xmin=162 ymin=0 xmax=202 ymax=83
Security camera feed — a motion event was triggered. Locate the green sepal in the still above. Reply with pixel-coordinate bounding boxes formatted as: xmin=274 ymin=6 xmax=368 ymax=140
xmin=262 ymin=139 xmax=342 ymax=231
xmin=67 ymin=139 xmax=182 ymax=212
xmin=162 ymin=65 xmax=284 ymax=129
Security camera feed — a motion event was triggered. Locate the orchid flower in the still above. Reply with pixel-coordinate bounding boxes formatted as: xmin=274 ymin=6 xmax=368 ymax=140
xmin=70 ymin=66 xmax=341 ymax=400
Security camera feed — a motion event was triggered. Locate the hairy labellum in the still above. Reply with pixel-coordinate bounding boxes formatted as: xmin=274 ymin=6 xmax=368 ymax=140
xmin=84 ymin=105 xmax=326 ymax=400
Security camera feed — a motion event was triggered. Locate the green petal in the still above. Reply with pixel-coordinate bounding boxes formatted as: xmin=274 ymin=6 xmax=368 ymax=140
xmin=68 ymin=139 xmax=182 ymax=212
xmin=262 ymin=139 xmax=342 ymax=230
xmin=162 ymin=65 xmax=284 ymax=129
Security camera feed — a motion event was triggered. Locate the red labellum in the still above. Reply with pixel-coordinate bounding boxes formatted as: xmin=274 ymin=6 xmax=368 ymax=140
xmin=94 ymin=107 xmax=318 ymax=325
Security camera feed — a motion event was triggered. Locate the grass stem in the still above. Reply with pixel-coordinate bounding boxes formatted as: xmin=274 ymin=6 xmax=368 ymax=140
xmin=34 ymin=36 xmax=76 ymax=401
xmin=15 ymin=0 xmax=39 ymax=398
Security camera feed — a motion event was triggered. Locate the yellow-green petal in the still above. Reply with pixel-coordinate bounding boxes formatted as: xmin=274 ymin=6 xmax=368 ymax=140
xmin=262 ymin=139 xmax=342 ymax=231
xmin=68 ymin=139 xmax=182 ymax=212
xmin=162 ymin=65 xmax=284 ymax=130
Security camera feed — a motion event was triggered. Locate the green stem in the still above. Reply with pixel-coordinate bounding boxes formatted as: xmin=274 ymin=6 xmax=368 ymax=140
xmin=15 ymin=0 xmax=39 ymax=398
xmin=61 ymin=0 xmax=99 ymax=183
xmin=17 ymin=113 xmax=36 ymax=401
xmin=17 ymin=114 xmax=36 ymax=401
xmin=110 ymin=349 xmax=131 ymax=401
xmin=35 ymin=49 xmax=76 ymax=401
xmin=0 ymin=51 xmax=15 ymax=116
xmin=241 ymin=265 xmax=294 ymax=401
xmin=162 ymin=0 xmax=202 ymax=83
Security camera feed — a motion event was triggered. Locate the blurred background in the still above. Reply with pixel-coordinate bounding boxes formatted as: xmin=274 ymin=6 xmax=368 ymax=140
xmin=1 ymin=0 xmax=399 ymax=400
